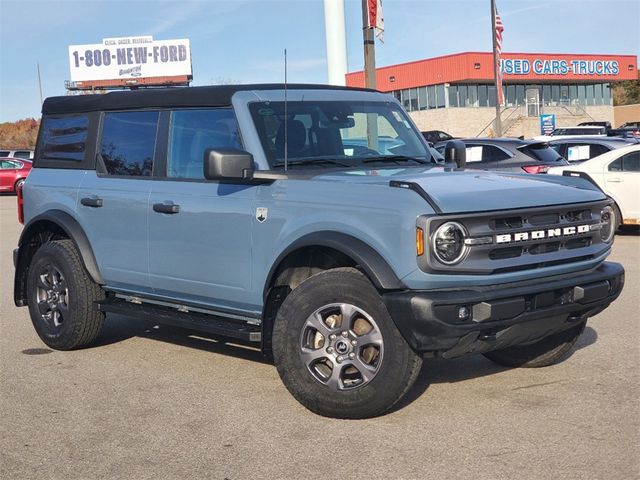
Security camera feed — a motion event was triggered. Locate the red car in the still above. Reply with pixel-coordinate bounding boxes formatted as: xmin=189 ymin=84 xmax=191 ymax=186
xmin=0 ymin=157 xmax=32 ymax=193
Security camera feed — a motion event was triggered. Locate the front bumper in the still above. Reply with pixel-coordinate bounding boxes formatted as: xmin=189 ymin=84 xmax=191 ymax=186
xmin=383 ymin=261 xmax=624 ymax=357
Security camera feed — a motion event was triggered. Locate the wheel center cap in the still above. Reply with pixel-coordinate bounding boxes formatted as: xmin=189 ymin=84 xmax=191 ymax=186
xmin=335 ymin=340 xmax=349 ymax=354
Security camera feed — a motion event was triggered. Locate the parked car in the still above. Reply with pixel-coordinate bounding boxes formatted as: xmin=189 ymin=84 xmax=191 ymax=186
xmin=533 ymin=126 xmax=607 ymax=141
xmin=578 ymin=121 xmax=612 ymax=130
xmin=549 ymin=136 xmax=638 ymax=163
xmin=434 ymin=137 xmax=568 ymax=173
xmin=421 ymin=130 xmax=454 ymax=144
xmin=13 ymin=84 xmax=624 ymax=419
xmin=0 ymin=157 xmax=32 ymax=193
xmin=0 ymin=149 xmax=34 ymax=160
xmin=548 ymin=144 xmax=640 ymax=228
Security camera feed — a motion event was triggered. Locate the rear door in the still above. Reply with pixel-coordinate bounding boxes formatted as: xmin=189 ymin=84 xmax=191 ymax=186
xmin=605 ymin=151 xmax=640 ymax=223
xmin=76 ymin=110 xmax=160 ymax=294
xmin=147 ymin=108 xmax=256 ymax=313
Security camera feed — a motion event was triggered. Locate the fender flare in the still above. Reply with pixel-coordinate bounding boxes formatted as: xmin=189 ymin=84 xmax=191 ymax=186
xmin=263 ymin=231 xmax=405 ymax=300
xmin=18 ymin=210 xmax=104 ymax=285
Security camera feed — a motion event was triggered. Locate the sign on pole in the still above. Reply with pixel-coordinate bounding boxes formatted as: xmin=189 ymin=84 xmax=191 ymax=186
xmin=540 ymin=114 xmax=556 ymax=135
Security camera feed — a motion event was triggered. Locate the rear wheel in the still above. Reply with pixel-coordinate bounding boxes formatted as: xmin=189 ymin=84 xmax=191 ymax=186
xmin=27 ymin=239 xmax=105 ymax=350
xmin=13 ymin=178 xmax=25 ymax=192
xmin=272 ymin=268 xmax=422 ymax=419
xmin=483 ymin=321 xmax=586 ymax=368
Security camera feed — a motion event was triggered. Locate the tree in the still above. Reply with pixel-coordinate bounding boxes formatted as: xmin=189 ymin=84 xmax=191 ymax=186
xmin=612 ymin=72 xmax=640 ymax=106
xmin=0 ymin=118 xmax=40 ymax=149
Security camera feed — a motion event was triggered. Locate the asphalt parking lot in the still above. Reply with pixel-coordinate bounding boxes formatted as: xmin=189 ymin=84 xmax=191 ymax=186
xmin=0 ymin=194 xmax=638 ymax=480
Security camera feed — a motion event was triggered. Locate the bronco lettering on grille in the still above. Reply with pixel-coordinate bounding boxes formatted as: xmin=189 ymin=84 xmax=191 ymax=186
xmin=495 ymin=224 xmax=591 ymax=244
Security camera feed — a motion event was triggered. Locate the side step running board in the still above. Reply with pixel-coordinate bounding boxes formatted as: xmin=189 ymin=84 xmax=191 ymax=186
xmin=95 ymin=298 xmax=262 ymax=343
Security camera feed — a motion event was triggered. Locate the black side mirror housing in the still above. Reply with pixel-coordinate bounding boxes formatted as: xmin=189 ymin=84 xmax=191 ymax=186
xmin=204 ymin=148 xmax=254 ymax=180
xmin=444 ymin=140 xmax=466 ymax=169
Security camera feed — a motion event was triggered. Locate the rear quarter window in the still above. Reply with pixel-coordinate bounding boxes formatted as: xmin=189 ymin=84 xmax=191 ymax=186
xmin=520 ymin=143 xmax=565 ymax=163
xmin=38 ymin=115 xmax=89 ymax=162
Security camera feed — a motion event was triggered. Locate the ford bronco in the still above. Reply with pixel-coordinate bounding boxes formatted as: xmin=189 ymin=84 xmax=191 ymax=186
xmin=14 ymin=84 xmax=624 ymax=418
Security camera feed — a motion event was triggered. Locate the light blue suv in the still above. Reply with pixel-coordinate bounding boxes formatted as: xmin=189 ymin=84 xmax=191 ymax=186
xmin=14 ymin=84 xmax=624 ymax=418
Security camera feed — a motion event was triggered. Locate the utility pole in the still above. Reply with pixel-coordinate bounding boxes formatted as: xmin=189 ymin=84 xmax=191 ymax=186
xmin=490 ymin=0 xmax=502 ymax=136
xmin=361 ymin=0 xmax=376 ymax=89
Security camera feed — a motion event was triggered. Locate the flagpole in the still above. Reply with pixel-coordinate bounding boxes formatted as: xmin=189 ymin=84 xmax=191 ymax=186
xmin=361 ymin=0 xmax=376 ymax=89
xmin=490 ymin=0 xmax=502 ymax=136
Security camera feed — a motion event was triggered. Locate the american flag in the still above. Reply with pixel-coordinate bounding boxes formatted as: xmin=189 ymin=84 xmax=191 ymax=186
xmin=367 ymin=0 xmax=385 ymax=43
xmin=495 ymin=6 xmax=505 ymax=105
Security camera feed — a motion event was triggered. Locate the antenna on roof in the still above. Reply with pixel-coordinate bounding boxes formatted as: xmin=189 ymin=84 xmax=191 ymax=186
xmin=284 ymin=48 xmax=288 ymax=172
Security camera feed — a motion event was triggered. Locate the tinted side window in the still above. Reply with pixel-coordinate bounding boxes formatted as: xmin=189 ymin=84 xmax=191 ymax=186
xmin=608 ymin=158 xmax=622 ymax=171
xmin=101 ymin=111 xmax=159 ymax=176
xmin=167 ymin=109 xmax=241 ymax=179
xmin=0 ymin=151 xmax=10 ymax=156
xmin=590 ymin=144 xmax=610 ymax=158
xmin=483 ymin=145 xmax=511 ymax=162
xmin=14 ymin=151 xmax=32 ymax=159
xmin=39 ymin=115 xmax=89 ymax=161
xmin=622 ymin=152 xmax=640 ymax=172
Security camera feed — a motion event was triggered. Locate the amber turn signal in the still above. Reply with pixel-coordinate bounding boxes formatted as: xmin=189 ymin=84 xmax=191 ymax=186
xmin=416 ymin=227 xmax=424 ymax=256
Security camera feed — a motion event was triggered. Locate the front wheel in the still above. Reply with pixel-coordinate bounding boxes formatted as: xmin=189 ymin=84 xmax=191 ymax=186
xmin=272 ymin=268 xmax=422 ymax=419
xmin=483 ymin=321 xmax=586 ymax=368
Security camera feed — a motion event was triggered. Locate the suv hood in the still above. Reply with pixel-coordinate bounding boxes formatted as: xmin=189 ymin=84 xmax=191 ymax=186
xmin=313 ymin=167 xmax=605 ymax=214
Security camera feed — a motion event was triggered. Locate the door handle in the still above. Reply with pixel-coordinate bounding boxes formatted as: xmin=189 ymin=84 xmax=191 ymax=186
xmin=80 ymin=197 xmax=103 ymax=208
xmin=608 ymin=178 xmax=622 ymax=183
xmin=153 ymin=203 xmax=180 ymax=214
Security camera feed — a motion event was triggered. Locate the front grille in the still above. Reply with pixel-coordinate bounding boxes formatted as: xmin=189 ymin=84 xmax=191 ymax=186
xmin=418 ymin=200 xmax=611 ymax=274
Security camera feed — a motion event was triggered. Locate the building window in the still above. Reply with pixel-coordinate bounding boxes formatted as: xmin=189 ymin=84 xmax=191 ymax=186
xmin=594 ymin=84 xmax=603 ymax=105
xmin=436 ymin=84 xmax=446 ymax=108
xmin=393 ymin=91 xmax=401 ymax=102
xmin=586 ymin=84 xmax=595 ymax=105
xmin=467 ymin=85 xmax=478 ymax=107
xmin=488 ymin=85 xmax=497 ymax=107
xmin=506 ymin=85 xmax=516 ymax=106
xmin=603 ymin=83 xmax=612 ymax=105
xmin=569 ymin=85 xmax=578 ymax=105
xmin=448 ymin=85 xmax=458 ymax=108
xmin=427 ymin=85 xmax=436 ymax=109
xmin=578 ymin=85 xmax=586 ymax=104
xmin=408 ymin=88 xmax=418 ymax=111
xmin=515 ymin=85 xmax=525 ymax=106
xmin=418 ymin=87 xmax=428 ymax=110
xmin=478 ymin=85 xmax=488 ymax=107
xmin=458 ymin=85 xmax=467 ymax=107
xmin=560 ymin=85 xmax=569 ymax=104
xmin=551 ymin=85 xmax=560 ymax=105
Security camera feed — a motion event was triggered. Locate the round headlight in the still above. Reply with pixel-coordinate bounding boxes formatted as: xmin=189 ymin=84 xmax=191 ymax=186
xmin=599 ymin=206 xmax=615 ymax=243
xmin=432 ymin=222 xmax=468 ymax=265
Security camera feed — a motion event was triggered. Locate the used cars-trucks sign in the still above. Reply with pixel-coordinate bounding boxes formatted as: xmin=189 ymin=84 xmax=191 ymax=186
xmin=68 ymin=36 xmax=191 ymax=82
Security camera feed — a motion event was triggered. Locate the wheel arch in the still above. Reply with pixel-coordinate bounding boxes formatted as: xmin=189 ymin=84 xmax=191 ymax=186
xmin=260 ymin=231 xmax=405 ymax=355
xmin=14 ymin=210 xmax=104 ymax=306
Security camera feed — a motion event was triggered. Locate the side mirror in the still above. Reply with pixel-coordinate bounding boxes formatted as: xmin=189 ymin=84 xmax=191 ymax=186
xmin=444 ymin=140 xmax=466 ymax=169
xmin=204 ymin=148 xmax=254 ymax=180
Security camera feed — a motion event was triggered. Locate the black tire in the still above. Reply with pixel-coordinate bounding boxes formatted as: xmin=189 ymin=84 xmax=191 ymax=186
xmin=272 ymin=268 xmax=422 ymax=419
xmin=613 ymin=203 xmax=622 ymax=232
xmin=26 ymin=239 xmax=105 ymax=350
xmin=14 ymin=178 xmax=25 ymax=192
xmin=483 ymin=321 xmax=586 ymax=368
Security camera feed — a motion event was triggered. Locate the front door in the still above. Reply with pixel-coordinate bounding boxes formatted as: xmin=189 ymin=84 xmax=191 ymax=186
xmin=605 ymin=150 xmax=640 ymax=222
xmin=147 ymin=108 xmax=257 ymax=314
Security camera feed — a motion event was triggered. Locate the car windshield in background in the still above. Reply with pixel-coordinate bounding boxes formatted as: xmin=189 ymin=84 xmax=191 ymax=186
xmin=249 ymin=101 xmax=430 ymax=168
xmin=519 ymin=143 xmax=565 ymax=163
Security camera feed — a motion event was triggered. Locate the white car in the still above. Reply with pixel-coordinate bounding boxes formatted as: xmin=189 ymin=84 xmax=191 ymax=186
xmin=533 ymin=126 xmax=607 ymax=142
xmin=548 ymin=144 xmax=640 ymax=227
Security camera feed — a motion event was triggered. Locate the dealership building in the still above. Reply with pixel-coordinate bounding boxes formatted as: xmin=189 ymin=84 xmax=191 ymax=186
xmin=346 ymin=52 xmax=638 ymax=137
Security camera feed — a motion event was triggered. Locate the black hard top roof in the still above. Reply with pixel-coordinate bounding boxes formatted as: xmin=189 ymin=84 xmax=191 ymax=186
xmin=42 ymin=83 xmax=377 ymax=115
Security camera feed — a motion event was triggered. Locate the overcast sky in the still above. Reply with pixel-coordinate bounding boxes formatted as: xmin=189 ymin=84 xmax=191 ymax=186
xmin=1 ymin=0 xmax=638 ymax=122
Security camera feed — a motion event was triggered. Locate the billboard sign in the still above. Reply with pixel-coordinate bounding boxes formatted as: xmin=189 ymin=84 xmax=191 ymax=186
xmin=68 ymin=36 xmax=191 ymax=82
xmin=540 ymin=114 xmax=556 ymax=135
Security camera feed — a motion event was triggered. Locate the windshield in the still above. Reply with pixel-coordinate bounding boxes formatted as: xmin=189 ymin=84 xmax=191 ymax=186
xmin=249 ymin=101 xmax=431 ymax=168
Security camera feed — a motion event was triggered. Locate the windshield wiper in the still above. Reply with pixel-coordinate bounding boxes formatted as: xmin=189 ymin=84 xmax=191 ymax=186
xmin=361 ymin=155 xmax=429 ymax=165
xmin=272 ymin=158 xmax=351 ymax=168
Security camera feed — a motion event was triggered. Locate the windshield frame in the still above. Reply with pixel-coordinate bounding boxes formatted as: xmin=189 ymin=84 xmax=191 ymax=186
xmin=248 ymin=99 xmax=432 ymax=170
